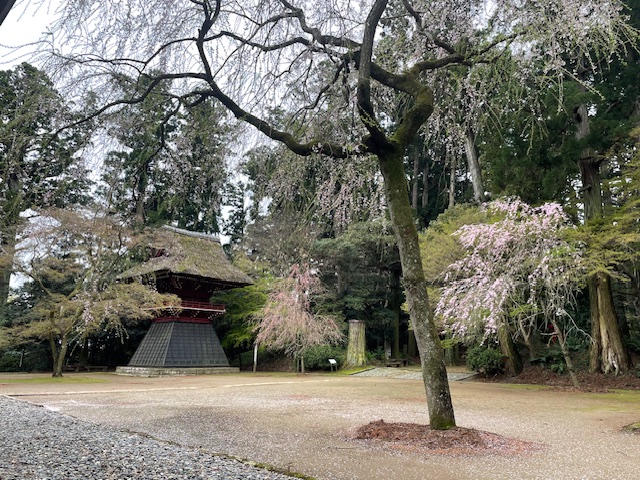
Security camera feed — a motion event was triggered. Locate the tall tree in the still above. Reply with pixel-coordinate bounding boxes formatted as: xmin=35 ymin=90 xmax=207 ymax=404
xmin=314 ymin=220 xmax=403 ymax=359
xmin=101 ymin=76 xmax=230 ymax=232
xmin=0 ymin=63 xmax=89 ymax=324
xmin=38 ymin=0 xmax=634 ymax=429
xmin=436 ymin=199 xmax=586 ymax=386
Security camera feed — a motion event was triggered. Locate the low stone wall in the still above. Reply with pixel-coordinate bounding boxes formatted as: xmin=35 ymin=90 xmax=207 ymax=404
xmin=114 ymin=366 xmax=240 ymax=377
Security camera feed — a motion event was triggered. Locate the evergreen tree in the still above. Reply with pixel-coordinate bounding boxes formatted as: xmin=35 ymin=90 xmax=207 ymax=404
xmin=0 ymin=63 xmax=90 ymax=324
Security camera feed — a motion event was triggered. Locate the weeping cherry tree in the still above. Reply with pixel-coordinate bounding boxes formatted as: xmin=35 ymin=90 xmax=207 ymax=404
xmin=436 ymin=198 xmax=586 ymax=387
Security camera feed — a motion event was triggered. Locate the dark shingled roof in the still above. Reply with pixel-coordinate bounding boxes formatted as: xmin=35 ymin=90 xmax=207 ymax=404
xmin=120 ymin=226 xmax=253 ymax=288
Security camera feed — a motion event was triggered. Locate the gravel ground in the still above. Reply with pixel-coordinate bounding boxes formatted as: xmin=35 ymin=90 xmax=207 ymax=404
xmin=2 ymin=371 xmax=639 ymax=480
xmin=0 ymin=395 xmax=297 ymax=480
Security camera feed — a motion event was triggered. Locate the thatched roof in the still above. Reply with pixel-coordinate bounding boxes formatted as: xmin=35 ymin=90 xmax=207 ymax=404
xmin=120 ymin=226 xmax=253 ymax=288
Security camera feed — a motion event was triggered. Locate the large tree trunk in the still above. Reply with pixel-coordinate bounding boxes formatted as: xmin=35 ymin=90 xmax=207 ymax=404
xmin=589 ymin=271 xmax=630 ymax=374
xmin=407 ymin=329 xmax=417 ymax=357
xmin=345 ymin=319 xmax=366 ymax=368
xmin=576 ymin=103 xmax=629 ymax=374
xmin=0 ymin=236 xmax=15 ymax=324
xmin=421 ymin=160 xmax=429 ymax=210
xmin=378 ymin=147 xmax=455 ymax=430
xmin=411 ymin=147 xmax=420 ymax=210
xmin=464 ymin=127 xmax=486 ymax=204
xmin=0 ymin=174 xmax=22 ymax=324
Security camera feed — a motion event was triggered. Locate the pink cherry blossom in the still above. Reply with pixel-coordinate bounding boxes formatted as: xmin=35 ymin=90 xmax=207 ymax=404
xmin=436 ymin=198 xmax=585 ymax=342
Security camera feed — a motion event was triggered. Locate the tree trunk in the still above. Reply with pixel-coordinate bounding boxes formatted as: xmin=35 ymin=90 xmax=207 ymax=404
xmin=407 ymin=329 xmax=417 ymax=357
xmin=421 ymin=160 xmax=429 ymax=210
xmin=411 ymin=148 xmax=419 ymax=210
xmin=389 ymin=270 xmax=401 ymax=360
xmin=0 ymin=174 xmax=22 ymax=325
xmin=50 ymin=332 xmax=68 ymax=378
xmin=0 ymin=236 xmax=15 ymax=324
xmin=497 ymin=321 xmax=523 ymax=375
xmin=464 ymin=127 xmax=485 ymax=204
xmin=378 ymin=147 xmax=455 ymax=430
xmin=448 ymin=153 xmax=456 ymax=208
xmin=576 ymin=103 xmax=629 ymax=374
xmin=345 ymin=319 xmax=366 ymax=368
xmin=589 ymin=271 xmax=630 ymax=374
xmin=253 ymin=343 xmax=258 ymax=373
xmin=549 ymin=317 xmax=580 ymax=388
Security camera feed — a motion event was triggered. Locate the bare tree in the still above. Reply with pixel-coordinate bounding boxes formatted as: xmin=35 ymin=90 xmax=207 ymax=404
xmin=31 ymin=0 xmax=634 ymax=428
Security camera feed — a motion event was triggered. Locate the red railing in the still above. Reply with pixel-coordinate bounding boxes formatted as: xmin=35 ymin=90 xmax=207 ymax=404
xmin=179 ymin=300 xmax=225 ymax=312
xmin=144 ymin=300 xmax=225 ymax=314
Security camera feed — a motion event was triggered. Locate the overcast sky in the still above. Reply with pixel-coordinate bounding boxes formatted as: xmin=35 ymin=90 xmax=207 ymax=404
xmin=0 ymin=0 xmax=58 ymax=68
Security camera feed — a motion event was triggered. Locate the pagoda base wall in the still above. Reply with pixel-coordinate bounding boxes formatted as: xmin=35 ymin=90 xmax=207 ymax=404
xmin=115 ymin=366 xmax=239 ymax=377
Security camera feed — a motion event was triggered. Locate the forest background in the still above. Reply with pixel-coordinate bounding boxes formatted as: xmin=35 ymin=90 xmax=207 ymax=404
xmin=0 ymin=0 xmax=640 ymax=429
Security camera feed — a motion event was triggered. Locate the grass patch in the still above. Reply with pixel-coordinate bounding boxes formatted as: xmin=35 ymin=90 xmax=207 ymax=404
xmin=338 ymin=366 xmax=374 ymax=376
xmin=499 ymin=383 xmax=550 ymax=391
xmin=624 ymin=422 xmax=640 ymax=432
xmin=0 ymin=376 xmax=107 ymax=384
xmin=586 ymin=390 xmax=640 ymax=403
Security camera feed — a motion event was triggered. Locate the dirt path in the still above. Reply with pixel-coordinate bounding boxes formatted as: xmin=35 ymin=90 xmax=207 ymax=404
xmin=2 ymin=372 xmax=639 ymax=479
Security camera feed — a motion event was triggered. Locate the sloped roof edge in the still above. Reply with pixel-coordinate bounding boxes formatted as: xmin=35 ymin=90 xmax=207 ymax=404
xmin=120 ymin=226 xmax=253 ymax=287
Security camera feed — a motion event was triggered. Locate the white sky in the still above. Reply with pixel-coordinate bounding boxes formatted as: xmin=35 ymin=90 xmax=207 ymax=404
xmin=0 ymin=0 xmax=58 ymax=68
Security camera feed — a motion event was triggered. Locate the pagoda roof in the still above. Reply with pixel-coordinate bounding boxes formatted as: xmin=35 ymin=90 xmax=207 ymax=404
xmin=120 ymin=226 xmax=253 ymax=288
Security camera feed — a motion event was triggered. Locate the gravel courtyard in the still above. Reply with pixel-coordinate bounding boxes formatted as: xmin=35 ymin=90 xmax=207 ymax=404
xmin=1 ymin=370 xmax=639 ymax=480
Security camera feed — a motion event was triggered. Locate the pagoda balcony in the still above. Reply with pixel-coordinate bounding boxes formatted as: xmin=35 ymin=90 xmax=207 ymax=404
xmin=179 ymin=300 xmax=226 ymax=313
xmin=144 ymin=300 xmax=226 ymax=314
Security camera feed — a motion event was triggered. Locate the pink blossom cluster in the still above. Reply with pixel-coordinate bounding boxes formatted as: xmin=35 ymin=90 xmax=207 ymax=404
xmin=436 ymin=198 xmax=584 ymax=341
xmin=254 ymin=263 xmax=343 ymax=357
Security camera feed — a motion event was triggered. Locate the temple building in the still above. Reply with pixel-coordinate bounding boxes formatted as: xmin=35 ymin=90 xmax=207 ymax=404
xmin=115 ymin=226 xmax=252 ymax=376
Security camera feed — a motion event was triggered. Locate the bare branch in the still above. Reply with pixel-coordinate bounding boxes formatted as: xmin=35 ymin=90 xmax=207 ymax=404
xmin=357 ymin=0 xmax=389 ymax=147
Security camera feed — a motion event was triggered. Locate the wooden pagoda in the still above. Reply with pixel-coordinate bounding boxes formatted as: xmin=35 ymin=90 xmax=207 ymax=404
xmin=115 ymin=226 xmax=252 ymax=376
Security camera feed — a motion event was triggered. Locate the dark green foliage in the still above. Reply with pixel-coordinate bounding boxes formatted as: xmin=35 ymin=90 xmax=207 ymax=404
xmin=530 ymin=338 xmax=588 ymax=374
xmin=222 ymin=181 xmax=248 ymax=247
xmin=0 ymin=63 xmax=91 ymax=212
xmin=209 ymin=255 xmax=272 ymax=363
xmin=530 ymin=345 xmax=570 ymax=374
xmin=0 ymin=63 xmax=91 ymax=324
xmin=100 ymin=76 xmax=229 ymax=231
xmin=466 ymin=345 xmax=505 ymax=376
xmin=313 ymin=221 xmax=405 ymax=354
xmin=480 ymin=90 xmax=577 ymax=206
xmin=625 ymin=334 xmax=640 ymax=356
xmin=303 ymin=345 xmax=346 ymax=370
xmin=0 ymin=344 xmax=50 ymax=372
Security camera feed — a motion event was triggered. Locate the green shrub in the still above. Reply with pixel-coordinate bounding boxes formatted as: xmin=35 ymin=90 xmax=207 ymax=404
xmin=466 ymin=345 xmax=505 ymax=376
xmin=366 ymin=347 xmax=386 ymax=363
xmin=303 ymin=345 xmax=346 ymax=370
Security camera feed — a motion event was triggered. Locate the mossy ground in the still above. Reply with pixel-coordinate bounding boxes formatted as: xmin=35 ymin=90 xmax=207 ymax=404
xmin=0 ymin=376 xmax=106 ymax=384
